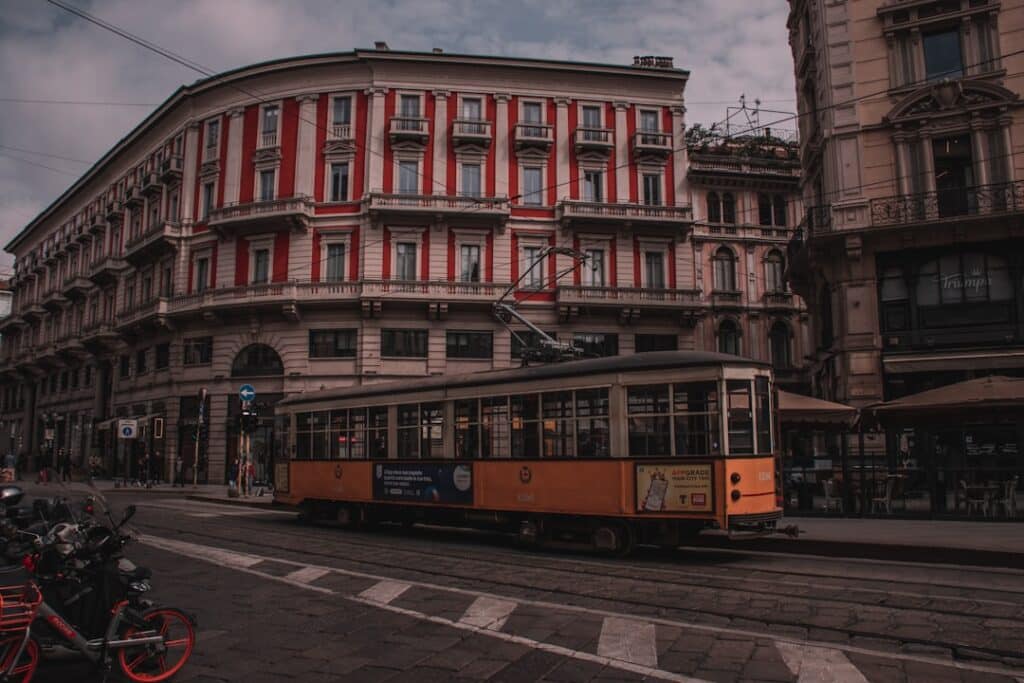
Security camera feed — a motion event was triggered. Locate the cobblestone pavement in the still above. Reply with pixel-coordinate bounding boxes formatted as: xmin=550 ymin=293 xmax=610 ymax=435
xmin=30 ymin=495 xmax=1024 ymax=682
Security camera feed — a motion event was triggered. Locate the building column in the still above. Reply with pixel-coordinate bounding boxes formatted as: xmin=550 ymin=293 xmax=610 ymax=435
xmin=894 ymin=132 xmax=912 ymax=196
xmin=1000 ymin=115 xmax=1015 ymax=182
xmin=614 ymin=102 xmax=630 ymax=203
xmin=365 ymin=87 xmax=388 ymax=193
xmin=671 ymin=105 xmax=687 ymax=206
xmin=494 ymin=93 xmax=510 ymax=198
xmin=224 ymin=108 xmax=245 ymax=205
xmin=432 ymin=91 xmax=449 ymax=195
xmin=555 ymin=97 xmax=571 ymax=202
xmin=919 ymin=131 xmax=936 ymax=194
xmin=180 ymin=123 xmax=200 ymax=224
xmin=294 ymin=94 xmax=319 ymax=198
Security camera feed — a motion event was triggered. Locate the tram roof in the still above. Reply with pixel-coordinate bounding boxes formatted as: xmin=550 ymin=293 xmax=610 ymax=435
xmin=280 ymin=351 xmax=768 ymax=408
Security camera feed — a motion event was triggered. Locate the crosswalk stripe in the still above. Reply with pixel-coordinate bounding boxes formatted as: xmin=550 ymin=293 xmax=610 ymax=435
xmin=459 ymin=596 xmax=517 ymax=631
xmin=777 ymin=642 xmax=869 ymax=683
xmin=597 ymin=617 xmax=658 ymax=669
xmin=284 ymin=566 xmax=330 ymax=584
xmin=359 ymin=580 xmax=410 ymax=605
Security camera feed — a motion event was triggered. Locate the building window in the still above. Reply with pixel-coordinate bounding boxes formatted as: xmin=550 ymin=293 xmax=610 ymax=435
xmin=523 ymin=167 xmax=543 ymax=205
xmin=183 ymin=337 xmax=213 ymax=365
xmin=573 ymin=332 xmax=618 ymax=357
xmin=707 ymin=191 xmax=721 ymax=223
xmin=583 ymin=248 xmax=605 ymax=287
xmin=759 ymin=193 xmax=787 ymax=227
xmin=155 ymin=343 xmax=170 ymax=370
xmin=708 ymin=191 xmax=736 ymax=224
xmin=205 ymin=119 xmax=219 ymax=159
xmin=231 ymin=344 xmax=283 ymax=377
xmin=381 ymin=329 xmax=428 ymax=358
xmin=718 ymin=320 xmax=741 ymax=355
xmin=511 ymin=330 xmax=556 ymax=360
xmin=161 ymin=266 xmax=172 ymax=297
xmin=765 ymin=251 xmax=786 ymax=293
xmin=769 ymin=322 xmax=791 ymax=369
xmin=136 ymin=348 xmax=148 ymax=375
xmin=460 ymin=245 xmax=481 ymax=282
xmin=461 ymin=164 xmax=482 ymax=198
xmin=923 ymin=28 xmax=963 ymax=81
xmin=332 ymin=96 xmax=352 ymax=126
xmin=642 ymin=174 xmax=662 ymax=206
xmin=446 ymin=331 xmax=493 ymax=359
xmin=119 ymin=354 xmax=130 ymax=378
xmin=915 ymin=253 xmax=1013 ymax=308
xmin=252 ymin=248 xmax=270 ymax=284
xmin=522 ymin=101 xmax=543 ymax=134
xmin=635 ymin=334 xmax=677 ymax=353
xmin=330 ymin=162 xmax=349 ymax=201
xmin=260 ymin=105 xmax=279 ymax=146
xmin=522 ymin=245 xmax=544 ymax=289
xmin=399 ymin=94 xmax=420 ymax=118
xmin=259 ymin=170 xmax=275 ymax=202
xmin=395 ymin=242 xmax=417 ymax=281
xmin=398 ymin=160 xmax=418 ymax=194
xmin=168 ymin=191 xmax=179 ymax=222
xmin=639 ymin=110 xmax=660 ymax=144
xmin=713 ymin=247 xmax=736 ymax=291
xmin=309 ymin=329 xmax=357 ymax=358
xmin=194 ymin=256 xmax=210 ymax=293
xmin=201 ymin=183 xmax=215 ymax=219
xmin=326 ymin=243 xmax=346 ymax=282
xmin=462 ymin=97 xmax=483 ymax=127
xmin=583 ymin=170 xmax=603 ymax=202
xmin=644 ymin=251 xmax=665 ymax=289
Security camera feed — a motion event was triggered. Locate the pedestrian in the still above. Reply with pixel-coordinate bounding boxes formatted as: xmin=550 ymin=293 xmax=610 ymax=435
xmin=228 ymin=458 xmax=239 ymax=496
xmin=244 ymin=459 xmax=255 ymax=497
xmin=2 ymin=452 xmax=14 ymax=483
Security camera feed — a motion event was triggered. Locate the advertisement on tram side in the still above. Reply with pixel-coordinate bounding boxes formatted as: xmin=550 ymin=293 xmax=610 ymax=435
xmin=635 ymin=463 xmax=713 ymax=512
xmin=373 ymin=462 xmax=474 ymax=504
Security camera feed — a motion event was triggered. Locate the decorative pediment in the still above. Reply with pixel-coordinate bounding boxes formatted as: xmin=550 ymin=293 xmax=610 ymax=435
xmin=199 ymin=160 xmax=220 ymax=177
xmin=886 ymin=81 xmax=1019 ymax=123
xmin=323 ymin=139 xmax=356 ymax=156
xmin=253 ymin=147 xmax=282 ymax=164
xmin=515 ymin=147 xmax=550 ymax=162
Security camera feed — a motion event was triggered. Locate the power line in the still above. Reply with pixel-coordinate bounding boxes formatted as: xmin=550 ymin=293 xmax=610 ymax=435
xmin=0 ymin=152 xmax=80 ymax=177
xmin=0 ymin=97 xmax=157 ymax=107
xmin=0 ymin=145 xmax=92 ymax=165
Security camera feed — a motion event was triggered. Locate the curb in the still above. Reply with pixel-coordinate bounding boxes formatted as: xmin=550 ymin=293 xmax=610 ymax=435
xmin=186 ymin=495 xmax=294 ymax=511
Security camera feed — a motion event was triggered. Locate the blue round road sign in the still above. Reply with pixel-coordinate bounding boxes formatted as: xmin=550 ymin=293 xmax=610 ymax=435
xmin=239 ymin=384 xmax=257 ymax=402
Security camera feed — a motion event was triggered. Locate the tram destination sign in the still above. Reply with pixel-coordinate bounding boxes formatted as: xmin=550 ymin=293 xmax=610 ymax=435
xmin=373 ymin=463 xmax=473 ymax=505
xmin=635 ymin=463 xmax=713 ymax=513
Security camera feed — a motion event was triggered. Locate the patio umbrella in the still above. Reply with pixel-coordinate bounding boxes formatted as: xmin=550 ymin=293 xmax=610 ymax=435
xmin=869 ymin=375 xmax=1024 ymax=427
xmin=777 ymin=390 xmax=858 ymax=428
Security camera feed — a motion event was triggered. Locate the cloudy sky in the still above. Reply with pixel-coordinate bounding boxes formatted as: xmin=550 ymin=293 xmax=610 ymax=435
xmin=0 ymin=0 xmax=796 ymax=272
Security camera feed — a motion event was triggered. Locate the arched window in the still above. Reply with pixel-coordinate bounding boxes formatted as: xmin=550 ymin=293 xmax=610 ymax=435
xmin=718 ymin=319 xmax=740 ymax=355
xmin=758 ymin=193 xmax=773 ymax=226
xmin=773 ymin=194 xmax=787 ymax=226
xmin=231 ymin=344 xmax=283 ymax=377
xmin=707 ymin=191 xmax=721 ymax=223
xmin=713 ymin=247 xmax=736 ymax=291
xmin=722 ymin=192 xmax=736 ymax=224
xmin=764 ymin=250 xmax=786 ymax=293
xmin=769 ymin=321 xmax=791 ymax=369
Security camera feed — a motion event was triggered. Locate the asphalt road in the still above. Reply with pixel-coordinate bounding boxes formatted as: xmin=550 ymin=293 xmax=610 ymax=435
xmin=28 ymin=493 xmax=1024 ymax=682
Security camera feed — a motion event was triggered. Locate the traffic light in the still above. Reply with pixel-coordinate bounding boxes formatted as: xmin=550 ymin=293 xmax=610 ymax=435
xmin=239 ymin=407 xmax=258 ymax=433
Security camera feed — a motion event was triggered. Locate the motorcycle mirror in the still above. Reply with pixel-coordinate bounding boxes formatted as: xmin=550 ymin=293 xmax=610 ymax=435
xmin=121 ymin=505 xmax=137 ymax=525
xmin=0 ymin=486 xmax=24 ymax=506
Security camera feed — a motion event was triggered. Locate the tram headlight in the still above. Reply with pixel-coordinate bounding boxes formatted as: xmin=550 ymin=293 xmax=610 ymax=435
xmin=730 ymin=490 xmax=742 ymax=502
xmin=730 ymin=473 xmax=741 ymax=485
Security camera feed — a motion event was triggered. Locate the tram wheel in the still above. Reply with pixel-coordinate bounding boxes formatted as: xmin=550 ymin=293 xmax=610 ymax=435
xmin=593 ymin=522 xmax=635 ymax=557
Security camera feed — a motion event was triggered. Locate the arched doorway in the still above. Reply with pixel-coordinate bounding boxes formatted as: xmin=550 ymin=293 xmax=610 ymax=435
xmin=227 ymin=344 xmax=284 ymax=487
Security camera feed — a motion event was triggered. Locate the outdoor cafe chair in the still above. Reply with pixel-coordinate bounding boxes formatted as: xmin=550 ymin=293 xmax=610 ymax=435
xmin=871 ymin=477 xmax=896 ymax=515
xmin=960 ymin=480 xmax=990 ymax=517
xmin=822 ymin=479 xmax=843 ymax=513
xmin=993 ymin=476 xmax=1019 ymax=519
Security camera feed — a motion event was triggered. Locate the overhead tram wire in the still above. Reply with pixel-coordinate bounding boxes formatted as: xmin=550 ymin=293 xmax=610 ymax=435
xmin=0 ymin=97 xmax=158 ymax=107
xmin=0 ymin=145 xmax=92 ymax=166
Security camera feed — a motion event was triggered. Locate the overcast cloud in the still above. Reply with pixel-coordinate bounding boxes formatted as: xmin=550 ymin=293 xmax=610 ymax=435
xmin=0 ymin=0 xmax=795 ymax=271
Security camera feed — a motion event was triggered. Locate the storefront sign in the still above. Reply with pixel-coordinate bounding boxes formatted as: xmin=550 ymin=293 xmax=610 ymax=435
xmin=636 ymin=463 xmax=713 ymax=513
xmin=373 ymin=463 xmax=473 ymax=505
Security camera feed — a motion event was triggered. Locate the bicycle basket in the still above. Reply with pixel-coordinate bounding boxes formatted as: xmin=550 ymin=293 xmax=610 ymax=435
xmin=0 ymin=567 xmax=41 ymax=633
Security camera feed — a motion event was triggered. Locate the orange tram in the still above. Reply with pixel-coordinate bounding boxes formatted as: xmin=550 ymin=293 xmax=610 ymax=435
xmin=274 ymin=351 xmax=783 ymax=554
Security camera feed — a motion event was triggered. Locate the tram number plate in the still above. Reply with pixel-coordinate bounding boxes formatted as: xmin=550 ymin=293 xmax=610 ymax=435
xmin=635 ymin=463 xmax=713 ymax=513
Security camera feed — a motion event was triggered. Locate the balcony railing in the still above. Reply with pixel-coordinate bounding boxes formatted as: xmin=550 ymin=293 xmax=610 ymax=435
xmin=329 ymin=123 xmax=352 ymax=141
xmin=711 ymin=290 xmax=743 ymax=306
xmin=574 ymin=128 xmax=614 ymax=154
xmin=514 ymin=123 xmax=554 ymax=151
xmin=124 ymin=185 xmax=143 ymax=208
xmin=259 ymin=131 xmax=278 ymax=149
xmin=869 ymin=180 xmax=1024 ymax=228
xmin=207 ymin=196 xmax=314 ymax=233
xmin=556 ymin=200 xmax=691 ymax=228
xmin=160 ymin=156 xmax=184 ymax=182
xmin=451 ymin=119 xmax=492 ymax=146
xmin=557 ymin=286 xmax=701 ymax=307
xmin=632 ymin=131 xmax=672 ymax=157
xmin=389 ymin=117 xmax=429 ymax=144
xmin=362 ymin=280 xmax=506 ymax=300
xmin=124 ymin=221 xmax=181 ymax=264
xmin=117 ymin=297 xmax=169 ymax=330
xmin=763 ymin=291 xmax=795 ymax=307
xmin=366 ymin=193 xmax=510 ymax=225
xmin=142 ymin=171 xmax=162 ymax=196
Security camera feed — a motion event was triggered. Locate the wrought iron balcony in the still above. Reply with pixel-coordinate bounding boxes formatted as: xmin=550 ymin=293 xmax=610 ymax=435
xmin=88 ymin=255 xmax=128 ymax=286
xmin=762 ymin=291 xmax=795 ymax=309
xmin=556 ymin=285 xmax=701 ymax=309
xmin=81 ymin=320 xmax=119 ymax=350
xmin=389 ymin=117 xmax=429 ymax=146
xmin=869 ymin=180 xmax=1024 ymax=229
xmin=513 ymin=123 xmax=554 ymax=153
xmin=573 ymin=128 xmax=614 ymax=157
xmin=62 ymin=274 xmax=93 ymax=300
xmin=451 ymin=119 xmax=492 ymax=148
xmin=207 ymin=196 xmax=314 ymax=236
xmin=105 ymin=200 xmax=124 ymax=224
xmin=555 ymin=200 xmax=691 ymax=232
xmin=160 ymin=156 xmax=184 ymax=183
xmin=142 ymin=171 xmax=163 ymax=197
xmin=124 ymin=185 xmax=144 ymax=208
xmin=365 ymin=193 xmax=509 ymax=227
xmin=116 ymin=297 xmax=170 ymax=333
xmin=632 ymin=131 xmax=672 ymax=159
xmin=124 ymin=221 xmax=182 ymax=266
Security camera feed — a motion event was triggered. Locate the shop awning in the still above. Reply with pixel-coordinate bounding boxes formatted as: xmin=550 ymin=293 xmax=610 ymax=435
xmin=869 ymin=375 xmax=1024 ymax=426
xmin=777 ymin=390 xmax=858 ymax=427
xmin=94 ymin=418 xmax=117 ymax=431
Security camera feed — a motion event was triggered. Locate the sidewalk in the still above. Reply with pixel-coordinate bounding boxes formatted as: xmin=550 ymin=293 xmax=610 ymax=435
xmin=13 ymin=479 xmax=279 ymax=509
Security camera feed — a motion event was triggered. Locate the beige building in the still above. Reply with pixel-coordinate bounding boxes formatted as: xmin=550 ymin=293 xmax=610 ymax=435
xmin=0 ymin=49 xmax=807 ymax=483
xmin=786 ymin=0 xmax=1023 ymax=514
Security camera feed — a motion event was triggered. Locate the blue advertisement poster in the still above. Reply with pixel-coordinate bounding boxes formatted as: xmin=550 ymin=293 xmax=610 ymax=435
xmin=373 ymin=463 xmax=474 ymax=505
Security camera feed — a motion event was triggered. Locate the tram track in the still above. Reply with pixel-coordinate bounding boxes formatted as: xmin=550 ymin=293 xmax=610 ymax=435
xmin=133 ymin=512 xmax=1024 ymax=665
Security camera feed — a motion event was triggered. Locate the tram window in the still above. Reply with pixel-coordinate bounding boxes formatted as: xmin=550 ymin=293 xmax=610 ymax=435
xmin=482 ymin=396 xmax=511 ymax=458
xmin=421 ymin=403 xmax=445 ymax=459
xmin=397 ymin=404 xmax=420 ymax=458
xmin=627 ymin=386 xmax=672 ymax=457
xmin=296 ymin=411 xmax=331 ymax=460
xmin=368 ymin=407 xmax=388 ymax=459
xmin=455 ymin=399 xmax=481 ymax=459
xmin=726 ymin=380 xmax=754 ymax=455
xmin=755 ymin=377 xmax=772 ymax=454
xmin=542 ymin=392 xmax=574 ymax=457
xmin=295 ymin=412 xmax=313 ymax=460
xmin=330 ymin=410 xmax=349 ymax=459
xmin=672 ymin=382 xmax=720 ymax=456
xmin=349 ymin=408 xmax=367 ymax=460
xmin=576 ymin=388 xmax=610 ymax=458
xmin=511 ymin=394 xmax=541 ymax=459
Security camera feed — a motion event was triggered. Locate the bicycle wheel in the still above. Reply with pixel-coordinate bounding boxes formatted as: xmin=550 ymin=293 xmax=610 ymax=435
xmin=0 ymin=635 xmax=39 ymax=683
xmin=116 ymin=608 xmax=195 ymax=683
